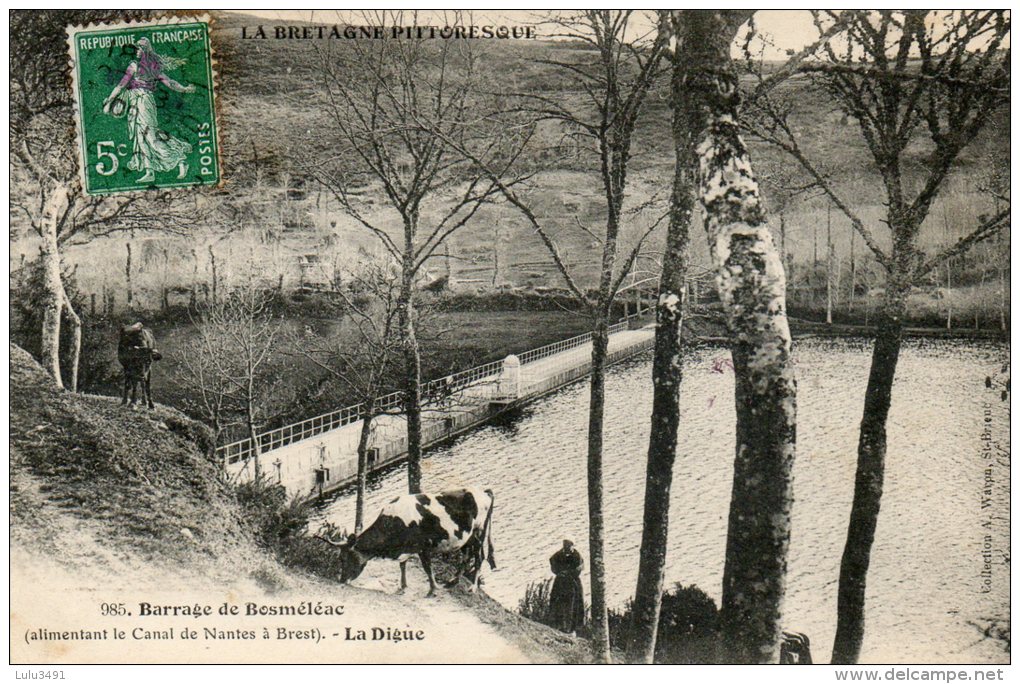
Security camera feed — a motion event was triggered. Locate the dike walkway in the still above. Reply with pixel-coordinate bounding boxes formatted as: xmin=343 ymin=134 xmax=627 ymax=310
xmin=219 ymin=320 xmax=656 ymax=498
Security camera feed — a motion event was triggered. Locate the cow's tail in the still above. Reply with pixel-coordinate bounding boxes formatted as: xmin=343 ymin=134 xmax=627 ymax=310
xmin=483 ymin=488 xmax=496 ymax=570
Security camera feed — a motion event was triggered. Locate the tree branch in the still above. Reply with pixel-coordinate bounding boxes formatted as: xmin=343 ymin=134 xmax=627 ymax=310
xmin=915 ymin=209 xmax=1010 ymax=278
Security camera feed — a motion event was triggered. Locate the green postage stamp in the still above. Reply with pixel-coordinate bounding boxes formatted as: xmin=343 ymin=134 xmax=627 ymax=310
xmin=67 ymin=16 xmax=220 ymax=195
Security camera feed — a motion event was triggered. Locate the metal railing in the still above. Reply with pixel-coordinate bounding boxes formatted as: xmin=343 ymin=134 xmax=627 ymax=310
xmin=217 ymin=317 xmax=640 ymax=465
xmin=517 ymin=320 xmax=629 ymax=365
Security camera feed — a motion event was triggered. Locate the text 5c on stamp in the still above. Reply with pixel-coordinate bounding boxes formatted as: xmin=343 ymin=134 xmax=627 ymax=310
xmin=67 ymin=16 xmax=220 ymax=195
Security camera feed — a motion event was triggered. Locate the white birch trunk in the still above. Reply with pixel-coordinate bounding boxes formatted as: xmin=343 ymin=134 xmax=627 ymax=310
xmin=62 ymin=288 xmax=81 ymax=392
xmin=690 ymin=10 xmax=798 ymax=664
xmin=39 ymin=185 xmax=69 ymax=389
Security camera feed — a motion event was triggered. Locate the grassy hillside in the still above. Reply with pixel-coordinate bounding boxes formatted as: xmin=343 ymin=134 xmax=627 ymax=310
xmin=11 ymin=11 xmax=1006 ymax=311
xmin=9 ymin=343 xmax=592 ymax=663
xmin=10 ymin=343 xmax=255 ymax=568
xmin=7 ymin=12 xmax=1008 ymax=442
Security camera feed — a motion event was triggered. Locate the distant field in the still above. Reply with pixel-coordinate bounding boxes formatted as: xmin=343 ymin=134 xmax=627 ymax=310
xmin=10 ymin=11 xmax=1005 ymax=316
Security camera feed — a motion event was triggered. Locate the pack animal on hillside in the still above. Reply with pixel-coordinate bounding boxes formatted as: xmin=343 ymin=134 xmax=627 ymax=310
xmin=118 ymin=322 xmax=162 ymax=409
xmin=320 ymin=487 xmax=495 ymax=597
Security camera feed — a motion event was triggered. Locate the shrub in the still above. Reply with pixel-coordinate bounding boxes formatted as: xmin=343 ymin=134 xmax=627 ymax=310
xmin=11 ymin=256 xmax=116 ymax=392
xmin=235 ymin=476 xmax=303 ymax=548
xmin=516 ymin=577 xmax=715 ymax=660
xmin=235 ymin=476 xmax=342 ymax=581
xmin=518 ymin=577 xmax=555 ymax=625
xmin=277 ymin=535 xmax=344 ymax=580
xmin=608 ymin=583 xmax=719 ymax=664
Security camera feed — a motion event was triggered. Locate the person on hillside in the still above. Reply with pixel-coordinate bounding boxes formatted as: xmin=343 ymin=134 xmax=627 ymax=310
xmin=548 ymin=539 xmax=585 ymax=634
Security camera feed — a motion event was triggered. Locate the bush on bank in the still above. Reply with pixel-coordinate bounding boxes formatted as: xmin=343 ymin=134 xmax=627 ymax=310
xmin=235 ymin=476 xmax=342 ymax=581
xmin=518 ymin=577 xmax=718 ymax=663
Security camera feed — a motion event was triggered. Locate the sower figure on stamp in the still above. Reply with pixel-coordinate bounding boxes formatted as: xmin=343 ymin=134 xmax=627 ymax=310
xmin=548 ymin=539 xmax=585 ymax=634
xmin=102 ymin=37 xmax=195 ymax=183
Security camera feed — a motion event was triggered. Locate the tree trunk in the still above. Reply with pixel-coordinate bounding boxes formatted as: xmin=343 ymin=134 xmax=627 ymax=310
xmin=125 ymin=241 xmax=133 ymax=308
xmin=208 ymin=245 xmax=217 ymax=305
xmin=161 ymin=247 xmax=170 ymax=311
xmin=827 ymin=243 xmax=836 ymax=324
xmin=39 ymin=187 xmax=67 ymax=388
xmin=946 ymin=260 xmax=953 ymax=330
xmin=445 ymin=240 xmax=454 ymax=284
xmin=212 ymin=411 xmax=222 ymax=451
xmin=999 ymin=259 xmax=1006 ymax=332
xmin=587 ymin=317 xmax=611 ymax=663
xmin=813 ymin=215 xmax=819 ymax=266
xmin=630 ymin=27 xmax=697 ymax=661
xmin=629 ymin=227 xmax=690 ymax=665
xmin=849 ymin=229 xmax=857 ymax=312
xmin=942 ymin=205 xmax=952 ymax=330
xmin=247 ymin=373 xmax=262 ymax=480
xmin=779 ymin=211 xmax=787 ymax=272
xmin=400 ymin=271 xmax=423 ymax=495
xmin=191 ymin=248 xmax=199 ymax=308
xmin=826 ymin=204 xmax=833 ymax=324
xmin=831 ymin=284 xmax=906 ymax=664
xmin=248 ymin=415 xmax=262 ymax=481
xmin=490 ymin=225 xmax=500 ymax=288
xmin=62 ymin=288 xmax=82 ymax=393
xmin=355 ymin=406 xmax=374 ymax=533
xmin=689 ymin=10 xmax=797 ymax=664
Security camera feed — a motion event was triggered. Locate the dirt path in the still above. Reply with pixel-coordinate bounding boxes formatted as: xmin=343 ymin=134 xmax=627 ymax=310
xmin=11 ymin=543 xmax=534 ymax=663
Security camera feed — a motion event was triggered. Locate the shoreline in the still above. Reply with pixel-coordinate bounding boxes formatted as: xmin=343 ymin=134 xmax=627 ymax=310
xmin=788 ymin=319 xmax=1009 ymax=341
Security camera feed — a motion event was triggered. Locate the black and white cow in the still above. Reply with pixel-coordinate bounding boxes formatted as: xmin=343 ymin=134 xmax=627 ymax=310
xmin=322 ymin=487 xmax=495 ymax=597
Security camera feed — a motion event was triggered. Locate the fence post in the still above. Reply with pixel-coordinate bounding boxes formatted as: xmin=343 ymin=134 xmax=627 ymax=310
xmin=498 ymin=354 xmax=522 ymax=399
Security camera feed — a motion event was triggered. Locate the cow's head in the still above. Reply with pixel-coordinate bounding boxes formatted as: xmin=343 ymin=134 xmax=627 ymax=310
xmin=120 ymin=326 xmax=144 ymax=347
xmin=338 ymin=542 xmax=368 ymax=584
xmin=319 ymin=532 xmax=367 ymax=584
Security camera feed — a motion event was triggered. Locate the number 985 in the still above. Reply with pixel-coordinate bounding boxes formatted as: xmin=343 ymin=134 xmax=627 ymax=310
xmin=100 ymin=602 xmax=127 ymax=616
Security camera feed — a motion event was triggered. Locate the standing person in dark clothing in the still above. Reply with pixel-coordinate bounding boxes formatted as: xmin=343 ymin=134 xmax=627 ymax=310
xmin=548 ymin=539 xmax=585 ymax=634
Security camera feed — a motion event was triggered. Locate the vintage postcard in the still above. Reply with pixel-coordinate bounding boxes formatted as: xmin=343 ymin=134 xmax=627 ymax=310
xmin=8 ymin=9 xmax=1011 ymax=671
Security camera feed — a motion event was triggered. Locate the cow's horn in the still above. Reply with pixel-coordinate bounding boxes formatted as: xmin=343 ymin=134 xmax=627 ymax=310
xmin=315 ymin=534 xmax=345 ymax=548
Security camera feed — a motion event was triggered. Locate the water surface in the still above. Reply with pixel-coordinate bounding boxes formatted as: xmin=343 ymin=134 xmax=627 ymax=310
xmin=313 ymin=337 xmax=1010 ymax=663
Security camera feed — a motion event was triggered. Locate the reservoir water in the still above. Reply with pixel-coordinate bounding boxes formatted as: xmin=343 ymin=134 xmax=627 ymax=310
xmin=311 ymin=337 xmax=1010 ymax=663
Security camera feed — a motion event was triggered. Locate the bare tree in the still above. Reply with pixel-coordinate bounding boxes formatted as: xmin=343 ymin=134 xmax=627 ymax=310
xmin=309 ymin=10 xmax=515 ymax=494
xmin=177 ymin=270 xmax=285 ymax=479
xmin=675 ymin=10 xmax=800 ymax=663
xmin=10 ymin=10 xmax=191 ymax=391
xmin=628 ymin=10 xmax=696 ymax=663
xmin=748 ymin=10 xmax=1009 ymax=663
xmin=429 ymin=11 xmax=671 ymax=661
xmin=173 ymin=330 xmax=232 ymax=445
xmin=543 ymin=13 xmax=671 ymax=662
xmin=635 ymin=17 xmax=872 ymax=657
xmin=698 ymin=11 xmax=799 ymax=663
xmin=293 ymin=263 xmax=403 ymax=532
